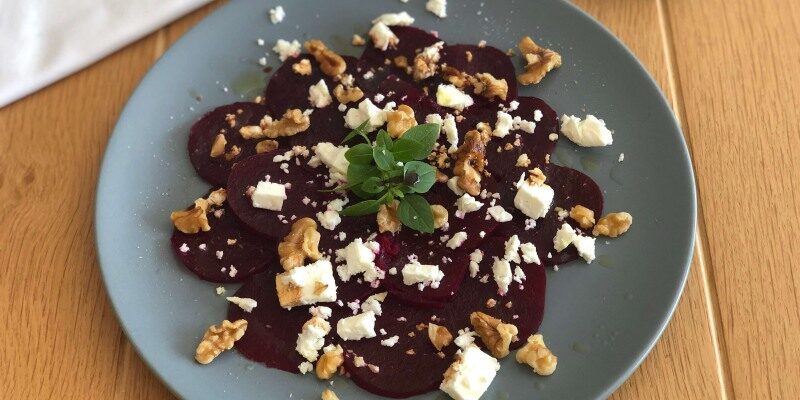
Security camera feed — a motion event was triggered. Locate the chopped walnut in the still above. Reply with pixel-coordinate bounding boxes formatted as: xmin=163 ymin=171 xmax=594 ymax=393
xmin=427 ymin=323 xmax=454 ymax=351
xmin=527 ymin=167 xmax=547 ymax=185
xmin=405 ymin=349 xmax=416 ymax=355
xmin=386 ymin=104 xmax=417 ymax=138
xmin=210 ymin=134 xmax=227 ymax=158
xmin=255 ymin=139 xmax=280 ymax=154
xmin=195 ymin=319 xmax=248 ymax=364
xmin=442 ymin=66 xmax=470 ymax=89
xmin=516 ymin=153 xmax=531 ymax=167
xmin=292 ymin=59 xmax=312 ymax=75
xmin=470 ymin=311 xmax=519 ymax=358
xmin=278 ymin=217 xmax=323 ymax=271
xmin=412 ymin=42 xmax=443 ymax=81
xmin=224 ymin=145 xmax=241 ymax=161
xmin=304 ymin=40 xmax=346 ymax=77
xmin=592 ymin=212 xmax=633 ymax=237
xmin=516 ymin=334 xmax=557 ymax=376
xmin=517 ymin=36 xmax=562 ymax=85
xmin=225 ymin=113 xmax=236 ymax=128
xmin=321 ymin=389 xmax=339 ymax=400
xmin=453 ymin=129 xmax=490 ymax=195
xmin=240 ymin=109 xmax=310 ymax=139
xmin=469 ymin=73 xmax=509 ymax=101
xmin=316 ymin=345 xmax=344 ymax=379
xmin=377 ymin=200 xmax=401 ymax=233
xmin=486 ymin=298 xmax=497 ymax=308
xmin=465 ymin=50 xmax=473 ymax=62
xmin=333 ymin=84 xmax=364 ymax=104
xmin=170 ymin=189 xmax=226 ymax=234
xmin=393 ymin=55 xmax=409 ymax=69
xmin=351 ymin=34 xmax=366 ymax=46
xmin=569 ymin=205 xmax=596 ymax=229
xmin=431 ymin=204 xmax=449 ymax=229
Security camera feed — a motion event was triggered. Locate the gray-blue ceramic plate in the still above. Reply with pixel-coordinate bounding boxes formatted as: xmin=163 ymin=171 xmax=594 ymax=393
xmin=95 ymin=0 xmax=696 ymax=398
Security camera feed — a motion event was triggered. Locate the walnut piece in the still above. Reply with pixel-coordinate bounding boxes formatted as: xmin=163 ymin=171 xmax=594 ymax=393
xmin=393 ymin=55 xmax=409 ymax=69
xmin=224 ymin=145 xmax=241 ymax=161
xmin=431 ymin=204 xmax=449 ymax=229
xmin=569 ymin=205 xmax=596 ymax=229
xmin=333 ymin=84 xmax=364 ymax=104
xmin=517 ymin=36 xmax=562 ymax=85
xmin=453 ymin=129 xmax=490 ymax=195
xmin=592 ymin=212 xmax=633 ymax=237
xmin=316 ymin=345 xmax=344 ymax=379
xmin=516 ymin=334 xmax=557 ymax=376
xmin=170 ymin=189 xmax=227 ymax=234
xmin=210 ymin=134 xmax=227 ymax=158
xmin=278 ymin=218 xmax=322 ymax=270
xmin=255 ymin=139 xmax=279 ymax=154
xmin=470 ymin=311 xmax=519 ymax=358
xmin=292 ymin=59 xmax=312 ymax=75
xmin=195 ymin=319 xmax=248 ymax=364
xmin=386 ymin=104 xmax=417 ymax=138
xmin=351 ymin=34 xmax=366 ymax=46
xmin=442 ymin=66 xmax=470 ymax=89
xmin=377 ymin=200 xmax=402 ymax=233
xmin=321 ymin=389 xmax=340 ymax=400
xmin=427 ymin=323 xmax=454 ymax=351
xmin=304 ymin=40 xmax=346 ymax=77
xmin=412 ymin=42 xmax=443 ymax=81
xmin=516 ymin=153 xmax=531 ymax=167
xmin=240 ymin=109 xmax=310 ymax=139
xmin=435 ymin=169 xmax=448 ymax=183
xmin=469 ymin=73 xmax=509 ymax=101
xmin=527 ymin=167 xmax=547 ymax=185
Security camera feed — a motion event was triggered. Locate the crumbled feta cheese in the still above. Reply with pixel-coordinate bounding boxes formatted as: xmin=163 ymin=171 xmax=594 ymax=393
xmin=513 ymin=176 xmax=554 ymax=220
xmin=492 ymin=111 xmax=513 ymax=138
xmin=308 ymin=79 xmax=332 ymax=108
xmin=276 ymin=259 xmax=338 ymax=308
xmin=344 ymin=98 xmax=394 ymax=131
xmin=272 ymin=39 xmax=301 ymax=61
xmin=553 ymin=223 xmax=578 ymax=252
xmin=442 ymin=114 xmax=459 ymax=153
xmin=439 ymin=345 xmax=500 ymax=400
xmin=337 ymin=238 xmax=382 ymax=283
xmin=402 ymin=262 xmax=444 ymax=289
xmin=336 ymin=311 xmax=377 ymax=341
xmin=269 ymin=5 xmax=285 ymax=24
xmin=619 ymin=153 xmax=625 ymax=162
xmin=447 ymin=176 xmax=465 ymax=196
xmin=486 ymin=205 xmax=513 ymax=222
xmin=513 ymin=266 xmax=526 ymax=284
xmin=316 ymin=210 xmax=341 ymax=230
xmin=436 ymin=84 xmax=473 ymax=111
xmin=504 ymin=235 xmax=521 ymax=264
xmin=256 ymin=38 xmax=265 ymax=46
xmin=215 ymin=286 xmax=226 ymax=295
xmin=492 ymin=258 xmax=512 ymax=295
xmin=298 ymin=361 xmax=313 ymax=374
xmin=426 ymin=0 xmax=447 ymax=18
xmin=426 ymin=113 xmax=443 ymax=126
xmin=572 ymin=235 xmax=596 ymax=263
xmin=446 ymin=231 xmax=468 ymax=249
xmin=251 ymin=180 xmax=287 ymax=211
xmin=381 ymin=335 xmax=400 ymax=347
xmin=512 ymin=116 xmax=536 ymax=133
xmin=372 ymin=11 xmax=415 ymax=26
xmin=560 ymin=114 xmax=614 ymax=147
xmin=520 ymin=242 xmax=541 ymax=265
xmin=179 ymin=243 xmax=189 ymax=253
xmin=455 ymin=193 xmax=484 ymax=214
xmin=469 ymin=249 xmax=483 ymax=278
xmin=360 ymin=292 xmax=385 ymax=316
xmin=454 ymin=328 xmax=477 ymax=348
xmin=369 ymin=22 xmax=399 ymax=51
xmin=533 ymin=109 xmax=543 ymax=122
xmin=295 ymin=316 xmax=331 ymax=361
xmin=314 ymin=142 xmax=349 ymax=182
xmin=310 ymin=306 xmax=333 ymax=319
xmin=226 ymin=296 xmax=257 ymax=313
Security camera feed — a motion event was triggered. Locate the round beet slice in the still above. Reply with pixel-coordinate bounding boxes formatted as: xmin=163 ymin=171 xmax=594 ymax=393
xmin=495 ymin=163 xmax=604 ymax=266
xmin=439 ymin=43 xmax=518 ymax=106
xmin=264 ymin=54 xmax=361 ymax=114
xmin=188 ymin=102 xmax=284 ymax=186
xmin=424 ymin=179 xmax=500 ymax=251
xmin=288 ymin=106 xmax=352 ymax=148
xmin=226 ymin=152 xmax=338 ymax=239
xmin=375 ymin=74 xmax=445 ymax=119
xmin=359 ymin=26 xmax=442 ymax=72
xmin=170 ymin=189 xmax=277 ymax=283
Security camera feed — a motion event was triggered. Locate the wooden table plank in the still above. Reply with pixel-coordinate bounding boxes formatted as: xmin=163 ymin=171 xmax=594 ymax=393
xmin=665 ymin=0 xmax=800 ymax=398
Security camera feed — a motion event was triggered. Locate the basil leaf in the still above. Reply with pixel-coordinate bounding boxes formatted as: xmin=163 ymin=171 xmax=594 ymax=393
xmin=397 ymin=194 xmax=434 ymax=233
xmin=347 ymin=164 xmax=379 ymax=185
xmin=349 ymin=184 xmax=378 ymax=200
xmin=391 ymin=139 xmax=424 ymax=162
xmin=373 ymin=145 xmax=396 ymax=171
xmin=376 ymin=129 xmax=393 ymax=150
xmin=394 ymin=123 xmax=440 ymax=159
xmin=340 ymin=192 xmax=393 ymax=216
xmin=345 ymin=143 xmax=374 ymax=165
xmin=403 ymin=161 xmax=436 ymax=193
xmin=361 ymin=176 xmax=385 ymax=194
xmin=341 ymin=120 xmax=371 ymax=144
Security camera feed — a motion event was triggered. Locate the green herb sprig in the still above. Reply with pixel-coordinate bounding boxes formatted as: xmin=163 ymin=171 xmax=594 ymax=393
xmin=335 ymin=121 xmax=441 ymax=233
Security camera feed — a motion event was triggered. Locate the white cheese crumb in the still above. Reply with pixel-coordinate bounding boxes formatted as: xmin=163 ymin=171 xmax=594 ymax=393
xmin=514 ymin=174 xmax=554 ymax=220
xmin=492 ymin=111 xmax=513 ymax=138
xmin=251 ymin=180 xmax=287 ymax=211
xmin=226 ymin=296 xmax=257 ymax=312
xmin=344 ymin=98 xmax=394 ymax=132
xmin=372 ymin=11 xmax=415 ymax=26
xmin=436 ymin=84 xmax=473 ymax=111
xmin=446 ymin=231 xmax=468 ymax=249
xmin=308 ymin=79 xmax=332 ymax=108
xmin=469 ymin=249 xmax=483 ymax=278
xmin=269 ymin=6 xmax=285 ymax=24
xmin=442 ymin=114 xmax=458 ymax=153
xmin=337 ymin=311 xmax=377 ymax=341
xmin=492 ymin=257 xmax=512 ymax=295
xmin=439 ymin=346 xmax=499 ymax=400
xmin=272 ymin=39 xmax=301 ymax=61
xmin=560 ymin=114 xmax=614 ymax=147
xmin=520 ymin=242 xmax=541 ymax=265
xmin=426 ymin=0 xmax=447 ymax=18
xmin=619 ymin=153 xmax=625 ymax=162
xmin=179 ymin=243 xmax=189 ymax=253
xmin=534 ymin=109 xmax=543 ymax=122
xmin=295 ymin=316 xmax=331 ymax=361
xmin=215 ymin=286 xmax=226 ymax=295
xmin=486 ymin=205 xmax=513 ymax=222
xmin=447 ymin=176 xmax=465 ymax=196
xmin=336 ymin=238 xmax=382 ymax=283
xmin=453 ymin=328 xmax=478 ymax=349
xmin=369 ymin=22 xmax=399 ymax=51
xmin=298 ymin=361 xmax=313 ymax=374
xmin=402 ymin=262 xmax=444 ymax=289
xmin=381 ymin=335 xmax=400 ymax=347
xmin=455 ymin=193 xmax=484 ymax=215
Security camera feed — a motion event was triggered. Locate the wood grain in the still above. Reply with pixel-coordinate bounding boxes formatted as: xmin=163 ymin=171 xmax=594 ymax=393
xmin=5 ymin=0 xmax=798 ymax=398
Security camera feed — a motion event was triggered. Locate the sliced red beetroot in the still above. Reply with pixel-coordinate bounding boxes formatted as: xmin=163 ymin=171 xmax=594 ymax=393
xmin=226 ymin=152 xmax=337 ymax=239
xmin=424 ymin=179 xmax=500 ymax=251
xmin=188 ymin=102 xmax=284 ymax=186
xmin=495 ymin=163 xmax=604 ymax=266
xmin=375 ymin=74 xmax=445 ymax=119
xmin=170 ymin=189 xmax=277 ymax=283
xmin=264 ymin=54 xmax=361 ymax=114
xmin=229 ymin=269 xmax=378 ymax=374
xmin=359 ymin=26 xmax=442 ymax=72
xmin=288 ymin=106 xmax=351 ymax=148
xmin=439 ymin=44 xmax=518 ymax=105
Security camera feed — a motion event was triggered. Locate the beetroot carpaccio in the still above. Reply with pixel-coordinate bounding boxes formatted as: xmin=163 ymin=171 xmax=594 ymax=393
xmin=170 ymin=11 xmax=633 ymax=400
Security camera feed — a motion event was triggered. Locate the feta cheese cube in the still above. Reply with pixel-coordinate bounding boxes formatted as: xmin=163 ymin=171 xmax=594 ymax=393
xmin=437 ymin=84 xmax=473 ymax=111
xmin=455 ymin=193 xmax=484 ymax=214
xmin=446 ymin=231 xmax=468 ymax=249
xmin=372 ymin=11 xmax=415 ymax=26
xmin=402 ymin=262 xmax=444 ymax=288
xmin=251 ymin=180 xmax=287 ymax=211
xmin=439 ymin=345 xmax=500 ymax=400
xmin=336 ymin=238 xmax=382 ymax=283
xmin=486 ymin=205 xmax=513 ymax=222
xmin=513 ymin=179 xmax=554 ymax=220
xmin=308 ymin=79 xmax=332 ymax=108
xmin=275 ymin=259 xmax=338 ymax=308
xmin=492 ymin=258 xmax=512 ymax=295
xmin=336 ymin=311 xmax=377 ymax=341
xmin=426 ymin=0 xmax=448 ymax=18
xmin=492 ymin=111 xmax=513 ymax=138
xmin=560 ymin=114 xmax=614 ymax=147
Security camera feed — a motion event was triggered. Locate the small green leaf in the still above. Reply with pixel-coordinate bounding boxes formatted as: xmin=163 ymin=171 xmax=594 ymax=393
xmin=340 ymin=192 xmax=393 ymax=216
xmin=376 ymin=130 xmax=393 ymax=150
xmin=403 ymin=161 xmax=436 ymax=193
xmin=319 ymin=180 xmax=361 ymax=193
xmin=345 ymin=143 xmax=374 ymax=165
xmin=391 ymin=139 xmax=424 ymax=162
xmin=373 ymin=145 xmax=396 ymax=171
xmin=397 ymin=194 xmax=434 ymax=233
xmin=341 ymin=120 xmax=371 ymax=144
xmin=361 ymin=176 xmax=385 ymax=194
xmin=394 ymin=123 xmax=440 ymax=159
xmin=347 ymin=164 xmax=379 ymax=185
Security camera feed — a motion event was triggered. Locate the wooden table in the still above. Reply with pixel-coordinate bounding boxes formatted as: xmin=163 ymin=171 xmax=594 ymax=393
xmin=2 ymin=0 xmax=798 ymax=398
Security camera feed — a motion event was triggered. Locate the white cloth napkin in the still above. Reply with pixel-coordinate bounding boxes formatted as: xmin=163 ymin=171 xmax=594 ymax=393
xmin=0 ymin=0 xmax=211 ymax=108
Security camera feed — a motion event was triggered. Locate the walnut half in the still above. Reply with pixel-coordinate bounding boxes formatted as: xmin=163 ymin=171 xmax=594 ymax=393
xmin=333 ymin=84 xmax=364 ymax=104
xmin=431 ymin=204 xmax=449 ymax=229
xmin=316 ymin=344 xmax=344 ymax=380
xmin=195 ymin=319 xmax=248 ymax=364
xmin=170 ymin=189 xmax=227 ymax=234
xmin=377 ymin=200 xmax=402 ymax=233
xmin=453 ymin=129 xmax=490 ymax=196
xmin=386 ymin=104 xmax=417 ymax=138
xmin=470 ymin=311 xmax=518 ymax=358
xmin=239 ymin=109 xmax=310 ymax=139
xmin=592 ymin=212 xmax=633 ymax=237
xmin=516 ymin=334 xmax=557 ymax=376
xmin=517 ymin=36 xmax=562 ymax=85
xmin=569 ymin=205 xmax=595 ymax=229
xmin=278 ymin=217 xmax=323 ymax=270
xmin=469 ymin=73 xmax=509 ymax=101
xmin=428 ymin=323 xmax=454 ymax=351
xmin=304 ymin=40 xmax=346 ymax=77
